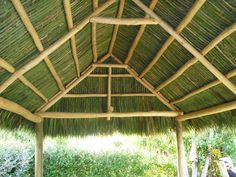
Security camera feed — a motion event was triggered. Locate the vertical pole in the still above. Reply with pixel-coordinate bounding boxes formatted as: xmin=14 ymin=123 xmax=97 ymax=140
xmin=176 ymin=121 xmax=189 ymax=177
xmin=35 ymin=120 xmax=43 ymax=177
xmin=107 ymin=67 xmax=112 ymax=120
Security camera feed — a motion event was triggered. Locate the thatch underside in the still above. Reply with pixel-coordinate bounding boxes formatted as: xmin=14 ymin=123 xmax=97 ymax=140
xmin=0 ymin=0 xmax=235 ymax=136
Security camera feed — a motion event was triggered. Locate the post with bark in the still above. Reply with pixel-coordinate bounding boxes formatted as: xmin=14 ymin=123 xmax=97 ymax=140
xmin=35 ymin=120 xmax=44 ymax=177
xmin=176 ymin=121 xmax=189 ymax=177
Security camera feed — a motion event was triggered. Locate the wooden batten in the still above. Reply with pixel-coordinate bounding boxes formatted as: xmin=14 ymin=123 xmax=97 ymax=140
xmin=64 ymin=93 xmax=155 ymax=98
xmin=108 ymin=0 xmax=125 ymax=54
xmin=133 ymin=0 xmax=236 ymax=95
xmin=63 ymin=0 xmax=81 ymax=77
xmin=89 ymin=74 xmax=133 ymax=78
xmin=94 ymin=63 xmax=128 ymax=68
xmin=90 ymin=17 xmax=158 ymax=25
xmin=0 ymin=0 xmax=115 ymax=94
xmin=12 ymin=0 xmax=65 ymax=91
xmin=172 ymin=69 xmax=236 ymax=105
xmin=155 ymin=22 xmax=236 ymax=92
xmin=124 ymin=0 xmax=158 ymax=64
xmin=177 ymin=101 xmax=236 ymax=121
xmin=107 ymin=67 xmax=112 ymax=120
xmin=139 ymin=0 xmax=206 ymax=78
xmin=0 ymin=97 xmax=42 ymax=123
xmin=36 ymin=111 xmax=181 ymax=119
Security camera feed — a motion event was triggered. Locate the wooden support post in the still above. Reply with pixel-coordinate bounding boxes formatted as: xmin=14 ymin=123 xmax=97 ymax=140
xmin=35 ymin=121 xmax=43 ymax=177
xmin=92 ymin=0 xmax=98 ymax=62
xmin=176 ymin=121 xmax=189 ymax=177
xmin=107 ymin=67 xmax=112 ymax=120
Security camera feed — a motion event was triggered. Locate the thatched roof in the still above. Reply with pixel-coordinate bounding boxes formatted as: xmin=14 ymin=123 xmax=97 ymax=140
xmin=0 ymin=0 xmax=235 ymax=136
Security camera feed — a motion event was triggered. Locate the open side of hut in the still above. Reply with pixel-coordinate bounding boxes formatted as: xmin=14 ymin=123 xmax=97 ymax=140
xmin=0 ymin=0 xmax=235 ymax=176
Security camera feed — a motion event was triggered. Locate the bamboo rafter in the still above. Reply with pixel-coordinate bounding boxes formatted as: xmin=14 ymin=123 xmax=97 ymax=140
xmin=92 ymin=0 xmax=98 ymax=62
xmin=124 ymin=0 xmax=158 ymax=64
xmin=90 ymin=17 xmax=158 ymax=25
xmin=108 ymin=0 xmax=125 ymax=54
xmin=133 ymin=0 xmax=236 ymax=95
xmin=0 ymin=58 xmax=48 ymax=102
xmin=0 ymin=97 xmax=42 ymax=123
xmin=139 ymin=0 xmax=206 ymax=77
xmin=63 ymin=0 xmax=81 ymax=77
xmin=0 ymin=0 xmax=115 ymax=94
xmin=172 ymin=69 xmax=236 ymax=105
xmin=155 ymin=22 xmax=236 ymax=92
xmin=177 ymin=100 xmax=236 ymax=121
xmin=36 ymin=111 xmax=181 ymax=119
xmin=12 ymin=0 xmax=65 ymax=91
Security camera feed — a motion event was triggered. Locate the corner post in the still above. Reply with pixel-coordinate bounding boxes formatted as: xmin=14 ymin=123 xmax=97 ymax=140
xmin=176 ymin=121 xmax=189 ymax=177
xmin=35 ymin=120 xmax=44 ymax=177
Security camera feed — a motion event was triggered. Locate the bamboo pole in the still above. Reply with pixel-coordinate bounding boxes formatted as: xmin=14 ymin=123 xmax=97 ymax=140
xmin=107 ymin=67 xmax=112 ymax=120
xmin=92 ymin=0 xmax=98 ymax=62
xmin=108 ymin=0 xmax=125 ymax=54
xmin=172 ymin=69 xmax=236 ymax=105
xmin=177 ymin=100 xmax=236 ymax=121
xmin=36 ymin=111 xmax=181 ymax=118
xmin=35 ymin=120 xmax=43 ymax=177
xmin=89 ymin=74 xmax=133 ymax=77
xmin=36 ymin=65 xmax=96 ymax=112
xmin=0 ymin=97 xmax=42 ymax=123
xmin=0 ymin=0 xmax=115 ymax=94
xmin=90 ymin=17 xmax=158 ymax=25
xmin=94 ymin=63 xmax=128 ymax=68
xmin=176 ymin=121 xmax=190 ymax=177
xmin=155 ymin=22 xmax=236 ymax=91
xmin=0 ymin=58 xmax=48 ymax=102
xmin=133 ymin=0 xmax=236 ymax=95
xmin=111 ymin=54 xmax=124 ymax=64
xmin=97 ymin=54 xmax=110 ymax=64
xmin=12 ymin=0 xmax=65 ymax=91
xmin=124 ymin=0 xmax=158 ymax=64
xmin=139 ymin=0 xmax=206 ymax=77
xmin=63 ymin=0 xmax=81 ymax=77
xmin=64 ymin=93 xmax=155 ymax=98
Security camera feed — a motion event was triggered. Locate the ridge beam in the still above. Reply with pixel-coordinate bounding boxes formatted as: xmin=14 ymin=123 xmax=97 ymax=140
xmin=177 ymin=101 xmax=236 ymax=121
xmin=133 ymin=0 xmax=236 ymax=95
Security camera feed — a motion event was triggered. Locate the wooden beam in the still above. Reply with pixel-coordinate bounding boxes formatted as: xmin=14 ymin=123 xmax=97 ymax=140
xmin=155 ymin=22 xmax=236 ymax=91
xmin=36 ymin=111 xmax=181 ymax=119
xmin=139 ymin=0 xmax=206 ymax=77
xmin=0 ymin=0 xmax=115 ymax=94
xmin=12 ymin=0 xmax=65 ymax=91
xmin=124 ymin=0 xmax=158 ymax=64
xmin=97 ymin=53 xmax=110 ymax=64
xmin=36 ymin=65 xmax=96 ymax=112
xmin=177 ymin=100 xmax=236 ymax=121
xmin=92 ymin=0 xmax=98 ymax=62
xmin=0 ymin=97 xmax=42 ymax=123
xmin=90 ymin=17 xmax=158 ymax=25
xmin=108 ymin=0 xmax=125 ymax=54
xmin=89 ymin=74 xmax=133 ymax=78
xmin=63 ymin=0 xmax=81 ymax=77
xmin=64 ymin=93 xmax=155 ymax=98
xmin=176 ymin=121 xmax=190 ymax=177
xmin=110 ymin=54 xmax=124 ymax=64
xmin=0 ymin=58 xmax=48 ymax=102
xmin=133 ymin=0 xmax=236 ymax=95
xmin=172 ymin=69 xmax=236 ymax=105
xmin=125 ymin=66 xmax=181 ymax=112
xmin=35 ymin=121 xmax=43 ymax=177
xmin=94 ymin=63 xmax=128 ymax=68
xmin=107 ymin=67 xmax=112 ymax=120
